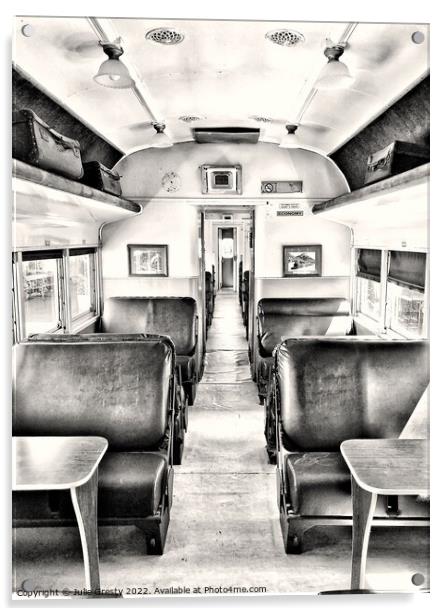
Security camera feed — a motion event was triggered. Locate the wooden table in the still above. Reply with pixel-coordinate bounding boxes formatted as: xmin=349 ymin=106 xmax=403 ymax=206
xmin=340 ymin=439 xmax=429 ymax=590
xmin=13 ymin=436 xmax=108 ymax=592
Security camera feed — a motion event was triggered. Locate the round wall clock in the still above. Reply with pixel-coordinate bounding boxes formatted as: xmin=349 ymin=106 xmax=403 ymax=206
xmin=161 ymin=171 xmax=181 ymax=193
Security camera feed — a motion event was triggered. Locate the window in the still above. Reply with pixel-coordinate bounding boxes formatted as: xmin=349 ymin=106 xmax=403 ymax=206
xmin=13 ymin=247 xmax=98 ymax=341
xmin=356 ymin=276 xmax=381 ymax=321
xmin=356 ymin=248 xmax=381 ymax=322
xmin=21 ymin=251 xmax=63 ymax=336
xmin=69 ymin=249 xmax=96 ymax=320
xmin=387 ymin=282 xmax=425 ymax=336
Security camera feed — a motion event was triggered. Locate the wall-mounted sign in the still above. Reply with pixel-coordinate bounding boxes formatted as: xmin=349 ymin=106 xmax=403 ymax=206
xmin=277 ymin=202 xmax=304 ymax=216
xmin=277 ymin=210 xmax=304 ymax=216
xmin=261 ymin=180 xmax=303 ymax=194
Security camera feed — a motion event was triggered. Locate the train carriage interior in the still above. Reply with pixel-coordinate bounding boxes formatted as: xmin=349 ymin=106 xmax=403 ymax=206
xmin=10 ymin=12 xmax=433 ymax=600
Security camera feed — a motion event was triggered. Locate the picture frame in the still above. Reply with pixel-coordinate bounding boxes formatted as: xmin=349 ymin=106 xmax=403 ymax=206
xmin=128 ymin=244 xmax=169 ymax=277
xmin=282 ymin=244 xmax=322 ymax=277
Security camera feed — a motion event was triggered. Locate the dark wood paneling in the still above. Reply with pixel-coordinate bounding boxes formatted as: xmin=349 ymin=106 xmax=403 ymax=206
xmin=331 ymin=76 xmax=429 ymax=190
xmin=12 ymin=68 xmax=122 ymax=168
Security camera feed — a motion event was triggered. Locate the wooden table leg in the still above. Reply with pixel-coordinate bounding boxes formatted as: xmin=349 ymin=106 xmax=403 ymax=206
xmin=70 ymin=468 xmax=100 ymax=592
xmin=351 ymin=476 xmax=377 ymax=590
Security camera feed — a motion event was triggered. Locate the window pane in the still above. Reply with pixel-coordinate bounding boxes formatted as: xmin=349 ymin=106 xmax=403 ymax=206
xmin=22 ymin=259 xmax=60 ymax=335
xmin=69 ymin=253 xmax=94 ymax=319
xmin=356 ymin=276 xmax=381 ymax=321
xmin=387 ymin=281 xmax=425 ymax=337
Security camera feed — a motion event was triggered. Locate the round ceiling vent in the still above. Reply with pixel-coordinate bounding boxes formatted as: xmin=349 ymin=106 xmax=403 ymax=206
xmin=178 ymin=115 xmax=205 ymax=123
xmin=145 ymin=28 xmax=184 ymax=45
xmin=249 ymin=115 xmax=273 ymax=123
xmin=265 ymin=29 xmax=305 ymax=47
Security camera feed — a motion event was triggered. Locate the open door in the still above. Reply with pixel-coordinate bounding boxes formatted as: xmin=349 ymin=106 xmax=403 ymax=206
xmin=219 ymin=227 xmax=235 ymax=289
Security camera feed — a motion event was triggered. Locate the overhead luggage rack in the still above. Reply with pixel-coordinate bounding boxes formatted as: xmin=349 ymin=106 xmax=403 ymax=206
xmin=13 ymin=159 xmax=141 ymax=214
xmin=312 ymin=163 xmax=429 ymax=224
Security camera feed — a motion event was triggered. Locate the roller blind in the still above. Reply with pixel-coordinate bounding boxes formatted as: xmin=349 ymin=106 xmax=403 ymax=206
xmin=69 ymin=247 xmax=97 ymax=257
xmin=357 ymin=249 xmax=381 ymax=282
xmin=22 ymin=249 xmax=63 ymax=262
xmin=388 ymin=251 xmax=426 ymax=291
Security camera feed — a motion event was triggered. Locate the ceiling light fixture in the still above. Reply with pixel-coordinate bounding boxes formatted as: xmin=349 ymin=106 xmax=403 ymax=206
xmin=279 ymin=124 xmax=301 ymax=149
xmin=315 ymin=43 xmax=354 ymax=90
xmin=148 ymin=123 xmax=173 ymax=148
xmin=93 ymin=41 xmax=134 ymax=88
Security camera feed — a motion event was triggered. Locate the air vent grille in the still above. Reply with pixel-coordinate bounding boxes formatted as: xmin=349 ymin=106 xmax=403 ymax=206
xmin=194 ymin=127 xmax=260 ymax=144
xmin=249 ymin=115 xmax=273 ymax=123
xmin=179 ymin=115 xmax=205 ymax=123
xmin=265 ymin=29 xmax=305 ymax=47
xmin=146 ymin=28 xmax=184 ymax=45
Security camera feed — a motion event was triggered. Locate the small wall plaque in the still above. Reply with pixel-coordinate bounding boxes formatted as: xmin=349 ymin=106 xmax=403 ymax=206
xmin=261 ymin=181 xmax=303 ymax=194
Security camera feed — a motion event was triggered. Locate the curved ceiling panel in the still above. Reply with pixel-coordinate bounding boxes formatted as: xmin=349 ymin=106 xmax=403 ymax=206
xmin=13 ymin=17 xmax=429 ymax=154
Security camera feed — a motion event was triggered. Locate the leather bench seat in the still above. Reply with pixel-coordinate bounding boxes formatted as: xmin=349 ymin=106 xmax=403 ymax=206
xmin=99 ymin=296 xmax=199 ymax=404
xmin=285 ymin=452 xmax=429 ymax=518
xmin=274 ymin=337 xmax=430 ymax=553
xmin=257 ymin=297 xmax=353 ymax=407
xmin=13 ymin=336 xmax=176 ymax=554
xmin=258 ymin=298 xmax=353 ymax=357
xmin=13 ymin=451 xmax=167 ymax=520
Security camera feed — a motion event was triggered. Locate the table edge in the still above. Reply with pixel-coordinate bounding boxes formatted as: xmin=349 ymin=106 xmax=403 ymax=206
xmin=12 ymin=437 xmax=108 ymax=491
xmin=340 ymin=439 xmax=430 ymax=497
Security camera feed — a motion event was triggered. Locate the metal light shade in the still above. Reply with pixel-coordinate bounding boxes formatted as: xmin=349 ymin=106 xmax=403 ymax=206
xmin=148 ymin=123 xmax=173 ymax=148
xmin=93 ymin=42 xmax=133 ymax=89
xmin=279 ymin=124 xmax=301 ymax=149
xmin=315 ymin=44 xmax=354 ymax=90
xmin=315 ymin=58 xmax=354 ymax=90
xmin=94 ymin=58 xmax=133 ymax=88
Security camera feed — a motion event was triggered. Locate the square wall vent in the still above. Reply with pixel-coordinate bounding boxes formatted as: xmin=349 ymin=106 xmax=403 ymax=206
xmin=193 ymin=127 xmax=260 ymax=144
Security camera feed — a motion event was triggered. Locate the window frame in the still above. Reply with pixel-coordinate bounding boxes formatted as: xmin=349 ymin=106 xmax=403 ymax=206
xmin=12 ymin=246 xmax=100 ymax=342
xmin=67 ymin=249 xmax=98 ymax=326
xmin=355 ymin=276 xmax=382 ymax=324
xmin=385 ymin=278 xmax=427 ymax=339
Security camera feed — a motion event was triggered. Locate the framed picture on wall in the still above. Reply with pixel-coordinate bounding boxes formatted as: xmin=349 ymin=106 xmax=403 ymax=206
xmin=128 ymin=244 xmax=169 ymax=277
xmin=282 ymin=244 xmax=322 ymax=277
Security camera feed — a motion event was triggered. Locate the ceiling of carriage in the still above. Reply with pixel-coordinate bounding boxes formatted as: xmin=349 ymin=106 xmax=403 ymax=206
xmin=13 ymin=17 xmax=429 ymax=155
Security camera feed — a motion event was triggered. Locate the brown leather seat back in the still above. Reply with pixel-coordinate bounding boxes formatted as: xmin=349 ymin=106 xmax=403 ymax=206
xmin=258 ymin=298 xmax=352 ymax=356
xmin=205 ymin=271 xmax=212 ymax=291
xmin=13 ymin=336 xmax=173 ymax=451
xmin=276 ymin=338 xmax=429 ymax=452
xmin=101 ymin=296 xmax=197 ymax=356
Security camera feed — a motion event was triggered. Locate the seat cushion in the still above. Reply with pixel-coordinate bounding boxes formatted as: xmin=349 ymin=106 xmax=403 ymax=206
xmin=177 ymin=355 xmax=196 ymax=383
xmin=285 ymin=452 xmax=430 ymax=518
xmin=96 ymin=452 xmax=167 ymax=518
